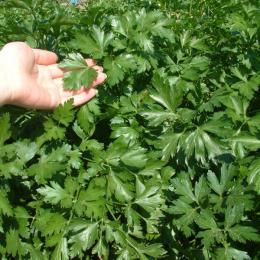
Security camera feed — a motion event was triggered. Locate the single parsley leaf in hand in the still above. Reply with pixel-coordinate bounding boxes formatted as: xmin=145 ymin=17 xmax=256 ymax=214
xmin=59 ymin=53 xmax=98 ymax=90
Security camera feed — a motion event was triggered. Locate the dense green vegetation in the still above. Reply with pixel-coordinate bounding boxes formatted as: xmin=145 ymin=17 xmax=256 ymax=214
xmin=0 ymin=0 xmax=259 ymax=259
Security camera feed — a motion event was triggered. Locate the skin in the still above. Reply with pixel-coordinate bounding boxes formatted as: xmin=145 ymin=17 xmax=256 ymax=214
xmin=0 ymin=42 xmax=107 ymax=109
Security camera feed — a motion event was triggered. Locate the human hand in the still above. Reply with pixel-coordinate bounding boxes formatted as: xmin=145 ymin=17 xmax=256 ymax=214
xmin=0 ymin=42 xmax=106 ymax=109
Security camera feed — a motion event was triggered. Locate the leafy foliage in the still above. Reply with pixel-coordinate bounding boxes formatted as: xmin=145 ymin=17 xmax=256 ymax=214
xmin=0 ymin=0 xmax=260 ymax=259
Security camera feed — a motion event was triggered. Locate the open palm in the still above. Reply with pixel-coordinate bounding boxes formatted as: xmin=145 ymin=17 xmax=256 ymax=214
xmin=0 ymin=42 xmax=106 ymax=109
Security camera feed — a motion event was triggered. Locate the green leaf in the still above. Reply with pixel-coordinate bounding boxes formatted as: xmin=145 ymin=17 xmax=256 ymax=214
xmin=111 ymin=126 xmax=139 ymax=142
xmin=201 ymin=117 xmax=233 ymax=138
xmin=37 ymin=119 xmax=66 ymax=145
xmin=190 ymin=56 xmax=210 ymax=70
xmin=69 ymin=34 xmax=101 ymax=58
xmin=171 ymin=128 xmax=223 ymax=164
xmin=34 ymin=210 xmax=67 ymax=236
xmin=190 ymin=37 xmax=209 ymax=51
xmin=77 ymin=103 xmax=95 ymax=136
xmin=0 ymin=113 xmax=11 ymax=146
xmin=15 ymin=141 xmax=37 ymax=164
xmin=169 ymin=199 xmax=198 ymax=236
xmin=151 ymin=72 xmax=183 ymax=111
xmin=133 ymin=33 xmax=154 ymax=52
xmin=75 ymin=179 xmax=105 ymax=219
xmin=195 ymin=210 xmax=218 ymax=230
xmin=80 ymin=139 xmax=104 ymax=153
xmin=194 ymin=176 xmax=210 ymax=203
xmin=59 ymin=53 xmax=87 ymax=70
xmin=92 ymin=238 xmax=108 ymax=259
xmin=59 ymin=53 xmax=97 ymax=90
xmin=0 ymin=189 xmax=13 ymax=216
xmin=230 ymin=133 xmax=260 ymax=150
xmin=140 ymin=110 xmax=178 ymax=127
xmin=172 ymin=175 xmax=197 ymax=203
xmin=196 ymin=210 xmax=223 ymax=248
xmin=149 ymin=12 xmax=174 ymax=42
xmin=215 ymin=247 xmax=250 ymax=260
xmin=158 ymin=132 xmax=182 ymax=161
xmin=108 ymin=170 xmax=133 ymax=202
xmin=27 ymin=161 xmax=66 ymax=184
xmin=91 ymin=26 xmax=113 ymax=53
xmin=134 ymin=185 xmax=163 ymax=212
xmin=248 ymin=113 xmax=260 ymax=134
xmin=231 ymin=74 xmax=260 ymax=100
xmin=53 ymin=100 xmax=75 ymax=127
xmin=104 ymin=57 xmax=125 ymax=86
xmin=104 ymin=55 xmax=135 ymax=86
xmin=2 ymin=0 xmax=31 ymax=10
xmin=207 ymin=170 xmax=223 ymax=196
xmin=135 ymin=176 xmax=146 ymax=197
xmin=221 ymin=95 xmax=248 ymax=119
xmin=227 ymin=225 xmax=260 ymax=243
xmin=51 ymin=236 xmax=69 ymax=260
xmin=181 ymin=56 xmax=209 ymax=80
xmin=117 ymin=249 xmax=131 ymax=260
xmin=141 ymin=243 xmax=166 ymax=258
xmin=200 ymin=130 xmax=223 ymax=161
xmin=207 ymin=165 xmax=234 ymax=196
xmin=37 ymin=182 xmax=72 ymax=208
xmin=69 ymin=221 xmax=99 ymax=252
xmin=180 ymin=31 xmax=190 ymax=48
xmin=72 ymin=120 xmax=86 ymax=140
xmin=6 ymin=229 xmax=19 ymax=257
xmin=247 ymin=158 xmax=260 ymax=194
xmin=70 ymin=27 xmax=113 ymax=59
xmin=230 ymin=67 xmax=247 ymax=82
xmin=126 ymin=206 xmax=142 ymax=237
xmin=121 ymin=148 xmax=147 ymax=168
xmin=225 ymin=204 xmax=244 ymax=228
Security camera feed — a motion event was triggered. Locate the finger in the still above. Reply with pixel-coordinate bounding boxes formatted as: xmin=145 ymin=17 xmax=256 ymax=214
xmin=93 ymin=65 xmax=103 ymax=72
xmin=90 ymin=72 xmax=107 ymax=88
xmin=48 ymin=64 xmax=64 ymax=79
xmin=63 ymin=88 xmax=97 ymax=106
xmin=59 ymin=86 xmax=85 ymax=99
xmin=33 ymin=49 xmax=58 ymax=65
xmin=85 ymin=59 xmax=96 ymax=67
